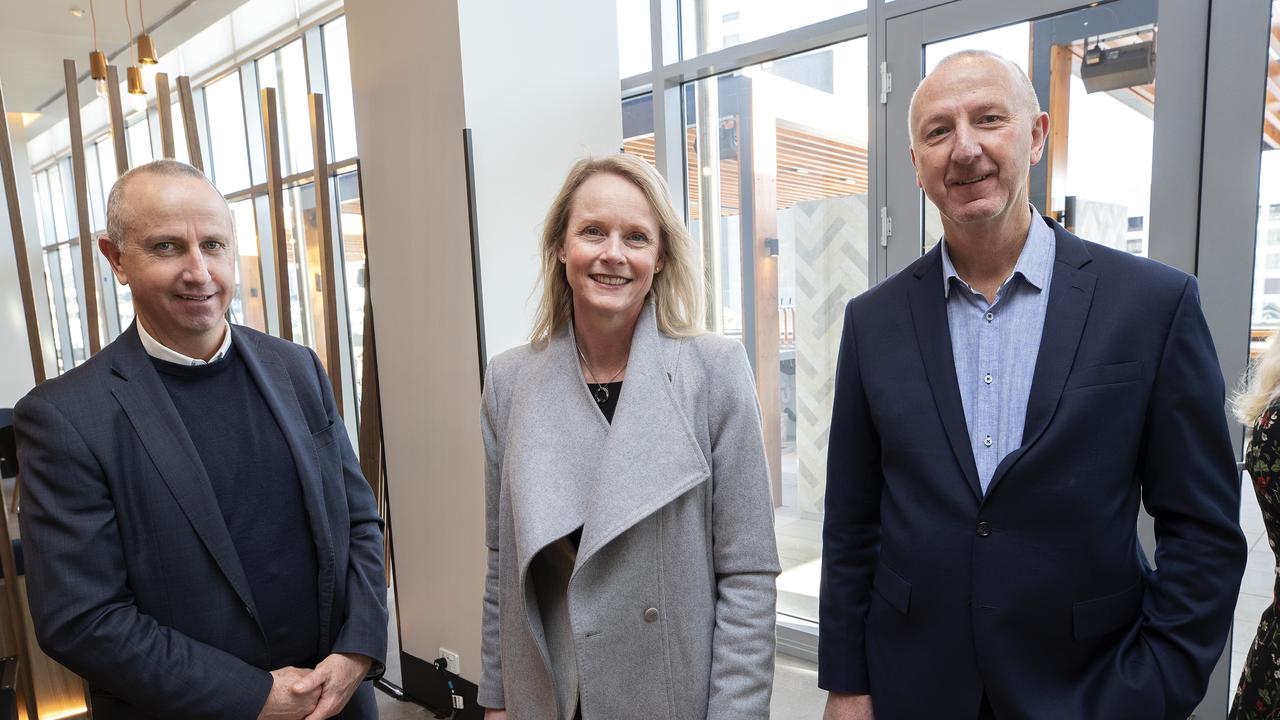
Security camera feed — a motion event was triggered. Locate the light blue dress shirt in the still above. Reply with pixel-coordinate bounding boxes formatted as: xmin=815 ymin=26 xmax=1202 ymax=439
xmin=940 ymin=209 xmax=1056 ymax=493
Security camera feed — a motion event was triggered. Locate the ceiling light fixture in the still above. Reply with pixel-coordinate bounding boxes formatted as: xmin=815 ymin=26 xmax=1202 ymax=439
xmin=136 ymin=0 xmax=158 ymax=64
xmin=70 ymin=7 xmax=85 ymax=17
xmin=124 ymin=0 xmax=146 ymax=94
xmin=87 ymin=0 xmax=109 ymax=97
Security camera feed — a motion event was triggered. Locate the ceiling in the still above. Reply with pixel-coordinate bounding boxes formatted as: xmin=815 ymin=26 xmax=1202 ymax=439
xmin=0 ymin=0 xmax=246 ymax=116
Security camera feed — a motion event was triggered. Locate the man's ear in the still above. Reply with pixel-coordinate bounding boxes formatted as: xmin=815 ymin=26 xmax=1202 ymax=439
xmin=1029 ymin=112 xmax=1050 ymax=166
xmin=98 ymin=235 xmax=128 ymax=284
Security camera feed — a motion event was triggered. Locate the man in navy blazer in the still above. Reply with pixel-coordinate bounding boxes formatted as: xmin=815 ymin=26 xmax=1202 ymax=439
xmin=819 ymin=51 xmax=1246 ymax=719
xmin=15 ymin=160 xmax=386 ymax=719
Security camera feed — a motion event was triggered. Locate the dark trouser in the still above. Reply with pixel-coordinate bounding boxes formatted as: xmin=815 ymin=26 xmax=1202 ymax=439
xmin=978 ymin=693 xmax=996 ymax=720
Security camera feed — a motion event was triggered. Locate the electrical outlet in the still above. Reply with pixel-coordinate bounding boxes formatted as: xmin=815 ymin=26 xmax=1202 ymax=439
xmin=439 ymin=647 xmax=461 ymax=675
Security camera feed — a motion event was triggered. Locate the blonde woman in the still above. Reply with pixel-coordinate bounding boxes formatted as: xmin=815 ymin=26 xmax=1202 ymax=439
xmin=477 ymin=154 xmax=780 ymax=720
xmin=1231 ymin=335 xmax=1280 ymax=719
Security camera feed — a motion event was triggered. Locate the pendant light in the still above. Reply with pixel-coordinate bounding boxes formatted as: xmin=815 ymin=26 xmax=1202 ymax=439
xmin=136 ymin=0 xmax=158 ymax=64
xmin=88 ymin=0 xmax=108 ymax=97
xmin=124 ymin=0 xmax=145 ymax=95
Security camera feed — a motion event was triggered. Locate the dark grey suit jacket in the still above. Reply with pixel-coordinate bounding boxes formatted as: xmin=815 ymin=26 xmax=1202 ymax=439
xmin=15 ymin=323 xmax=387 ymax=720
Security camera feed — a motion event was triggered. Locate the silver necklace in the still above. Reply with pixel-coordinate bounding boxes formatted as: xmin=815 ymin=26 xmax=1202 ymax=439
xmin=575 ymin=342 xmax=626 ymax=404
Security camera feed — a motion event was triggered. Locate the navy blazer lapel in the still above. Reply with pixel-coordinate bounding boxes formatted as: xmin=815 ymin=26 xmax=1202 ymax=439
xmin=986 ymin=221 xmax=1096 ymax=497
xmin=234 ymin=328 xmax=338 ymax=644
xmin=109 ymin=325 xmax=257 ymax=613
xmin=908 ymin=248 xmax=983 ymax=500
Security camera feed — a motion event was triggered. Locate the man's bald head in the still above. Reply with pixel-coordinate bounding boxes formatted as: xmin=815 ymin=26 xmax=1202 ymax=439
xmin=908 ymin=50 xmax=1040 ymax=144
xmin=106 ymin=159 xmax=232 ymax=250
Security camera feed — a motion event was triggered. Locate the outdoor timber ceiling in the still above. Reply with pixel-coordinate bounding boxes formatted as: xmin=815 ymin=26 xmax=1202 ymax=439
xmin=624 ymin=120 xmax=870 ymax=220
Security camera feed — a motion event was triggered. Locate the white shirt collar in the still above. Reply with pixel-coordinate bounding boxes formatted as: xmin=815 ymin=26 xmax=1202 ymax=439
xmin=137 ymin=319 xmax=233 ymax=366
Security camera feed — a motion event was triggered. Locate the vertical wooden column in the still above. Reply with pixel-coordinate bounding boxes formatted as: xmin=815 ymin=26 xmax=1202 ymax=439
xmin=1045 ymin=43 xmax=1072 ymax=212
xmin=0 ymin=81 xmax=46 ymax=385
xmin=65 ymin=60 xmax=102 ymax=355
xmin=739 ymin=77 xmax=782 ymax=506
xmin=309 ymin=93 xmax=343 ymax=408
xmin=177 ymin=76 xmax=203 ymax=172
xmin=106 ymin=66 xmax=128 ymax=175
xmin=261 ymin=88 xmax=292 ymax=341
xmin=155 ymin=73 xmax=175 ymax=159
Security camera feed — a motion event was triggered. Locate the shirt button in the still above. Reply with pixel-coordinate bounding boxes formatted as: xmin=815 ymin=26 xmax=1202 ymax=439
xmin=983 ymin=373 xmax=992 ymax=384
xmin=985 ymin=312 xmax=994 ymax=322
xmin=644 ymin=607 xmax=659 ymax=623
xmin=976 ymin=521 xmax=992 ymax=537
xmin=983 ymin=436 xmax=993 ymax=447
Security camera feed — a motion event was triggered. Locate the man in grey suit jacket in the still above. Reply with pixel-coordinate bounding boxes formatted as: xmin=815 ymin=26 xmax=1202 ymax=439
xmin=15 ymin=160 xmax=387 ymax=719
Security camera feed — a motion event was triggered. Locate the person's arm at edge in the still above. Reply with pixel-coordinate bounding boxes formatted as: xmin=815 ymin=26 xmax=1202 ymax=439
xmin=819 ymin=301 xmax=883 ymax=712
xmin=478 ymin=358 xmax=505 ymax=712
xmin=1134 ymin=275 xmax=1247 ymax=719
xmin=705 ymin=340 xmax=781 ymax=720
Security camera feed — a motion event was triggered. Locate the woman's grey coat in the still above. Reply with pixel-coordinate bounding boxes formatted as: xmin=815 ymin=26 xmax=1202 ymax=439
xmin=477 ymin=302 xmax=780 ymax=720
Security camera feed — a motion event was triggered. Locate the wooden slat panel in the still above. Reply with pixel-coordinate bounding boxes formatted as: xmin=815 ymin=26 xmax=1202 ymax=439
xmin=310 ymin=93 xmax=343 ymax=411
xmin=0 ymin=75 xmax=47 ymax=385
xmin=261 ymin=88 xmax=292 ymax=341
xmin=106 ymin=66 xmax=128 ymax=175
xmin=156 ymin=73 xmax=175 ymax=159
xmin=177 ymin=76 xmax=204 ymax=172
xmin=65 ymin=59 xmax=102 ymax=355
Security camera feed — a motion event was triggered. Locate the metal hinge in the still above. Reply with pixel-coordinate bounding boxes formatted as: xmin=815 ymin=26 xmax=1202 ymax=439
xmin=879 ymin=62 xmax=892 ymax=104
xmin=880 ymin=207 xmax=893 ymax=247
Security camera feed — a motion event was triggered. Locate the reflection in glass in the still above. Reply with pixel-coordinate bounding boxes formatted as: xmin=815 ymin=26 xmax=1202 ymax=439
xmin=323 ymin=18 xmax=359 ymax=161
xmin=282 ymin=183 xmax=320 ymax=349
xmin=205 ymin=72 xmax=252 ymax=193
xmin=685 ymin=38 xmax=870 ymax=623
xmin=682 ymin=0 xmax=865 ymax=59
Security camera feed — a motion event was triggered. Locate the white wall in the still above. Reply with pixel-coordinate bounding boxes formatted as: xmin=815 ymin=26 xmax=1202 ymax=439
xmin=345 ymin=0 xmax=621 ymax=690
xmin=0 ymin=114 xmax=55 ymax=407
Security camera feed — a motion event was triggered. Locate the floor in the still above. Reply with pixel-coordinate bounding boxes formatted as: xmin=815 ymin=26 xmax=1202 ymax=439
xmin=373 ymin=653 xmax=826 ymax=719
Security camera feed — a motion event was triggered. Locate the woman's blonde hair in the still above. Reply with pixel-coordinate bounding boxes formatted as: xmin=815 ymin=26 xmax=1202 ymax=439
xmin=530 ymin=154 xmax=702 ymax=342
xmin=1233 ymin=333 xmax=1280 ymax=425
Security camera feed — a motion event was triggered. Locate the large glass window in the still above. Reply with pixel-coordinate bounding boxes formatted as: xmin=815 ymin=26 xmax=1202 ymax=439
xmin=685 ymin=37 xmax=870 ymax=624
xmin=616 ymin=0 xmax=652 ymax=78
xmin=322 ymin=18 xmax=359 ymax=161
xmin=205 ymin=72 xmax=252 ymax=193
xmin=230 ymin=198 xmax=268 ymax=332
xmin=335 ymin=171 xmax=367 ymax=411
xmin=127 ymin=116 xmax=155 ymax=167
xmin=257 ymin=40 xmax=314 ymax=176
xmin=682 ymin=0 xmax=865 ymax=58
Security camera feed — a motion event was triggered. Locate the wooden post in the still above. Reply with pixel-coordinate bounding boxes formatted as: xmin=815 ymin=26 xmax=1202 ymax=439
xmin=65 ymin=60 xmax=102 ymax=355
xmin=1045 ymin=43 xmax=1072 ymax=213
xmin=310 ymin=93 xmax=344 ymax=409
xmin=106 ymin=66 xmax=128 ymax=175
xmin=177 ymin=76 xmax=203 ymax=172
xmin=261 ymin=88 xmax=292 ymax=341
xmin=155 ymin=73 xmax=175 ymax=159
xmin=0 ymin=81 xmax=47 ymax=385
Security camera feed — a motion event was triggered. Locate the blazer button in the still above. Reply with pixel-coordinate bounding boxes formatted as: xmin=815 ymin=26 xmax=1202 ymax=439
xmin=976 ymin=521 xmax=992 ymax=537
xmin=643 ymin=607 xmax=659 ymax=623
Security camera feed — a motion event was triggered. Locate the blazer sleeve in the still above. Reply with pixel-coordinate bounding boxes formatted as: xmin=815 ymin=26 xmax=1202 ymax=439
xmin=15 ymin=392 xmax=275 ymax=720
xmin=817 ymin=301 xmax=883 ymax=695
xmin=705 ymin=340 xmax=781 ymax=720
xmin=477 ymin=361 xmax=505 ymax=709
xmin=307 ymin=349 xmax=389 ymax=675
xmin=1134 ymin=276 xmax=1247 ymax=719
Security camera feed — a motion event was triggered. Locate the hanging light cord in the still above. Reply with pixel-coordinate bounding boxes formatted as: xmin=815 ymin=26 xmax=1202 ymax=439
xmin=137 ymin=0 xmax=146 ymax=33
xmin=123 ymin=0 xmax=136 ymax=64
xmin=89 ymin=0 xmax=99 ymax=50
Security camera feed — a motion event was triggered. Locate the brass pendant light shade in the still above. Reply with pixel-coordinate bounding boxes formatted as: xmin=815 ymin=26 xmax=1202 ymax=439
xmin=89 ymin=50 xmax=108 ymax=80
xmin=127 ymin=65 xmax=145 ymax=94
xmin=137 ymin=33 xmax=158 ymax=64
